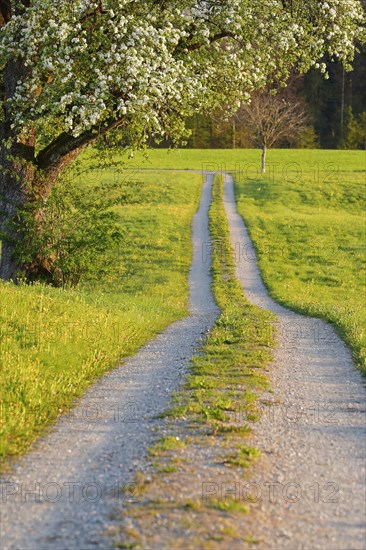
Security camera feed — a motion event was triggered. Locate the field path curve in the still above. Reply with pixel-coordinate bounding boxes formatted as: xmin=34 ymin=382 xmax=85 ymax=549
xmin=223 ymin=173 xmax=366 ymax=549
xmin=0 ymin=175 xmax=219 ymax=550
xmin=1 ymin=170 xmax=365 ymax=550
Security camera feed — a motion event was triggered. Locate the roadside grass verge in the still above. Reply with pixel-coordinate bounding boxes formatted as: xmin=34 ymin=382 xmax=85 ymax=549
xmin=114 ymin=174 xmax=276 ymax=549
xmin=0 ymin=171 xmax=202 ymax=467
xmin=233 ymin=159 xmax=366 ymax=373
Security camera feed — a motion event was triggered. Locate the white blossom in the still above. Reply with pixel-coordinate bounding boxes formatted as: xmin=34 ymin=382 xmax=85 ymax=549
xmin=0 ymin=0 xmax=364 ymax=144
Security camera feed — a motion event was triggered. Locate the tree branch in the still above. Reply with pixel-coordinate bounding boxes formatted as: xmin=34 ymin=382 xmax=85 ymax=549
xmin=175 ymin=30 xmax=234 ymax=54
xmin=36 ymin=118 xmax=125 ymax=174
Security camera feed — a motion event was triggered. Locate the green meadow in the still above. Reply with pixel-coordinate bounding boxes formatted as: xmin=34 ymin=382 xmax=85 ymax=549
xmin=123 ymin=147 xmax=364 ymax=174
xmin=0 ymin=148 xmax=365 ymax=466
xmin=0 ymin=171 xmax=202 ymax=464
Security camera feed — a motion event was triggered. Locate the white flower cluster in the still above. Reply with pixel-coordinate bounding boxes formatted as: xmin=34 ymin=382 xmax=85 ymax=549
xmin=0 ymin=0 xmax=364 ymax=144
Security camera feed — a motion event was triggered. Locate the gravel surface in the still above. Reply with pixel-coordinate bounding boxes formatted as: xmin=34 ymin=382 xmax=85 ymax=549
xmin=0 ymin=174 xmax=219 ymax=550
xmin=223 ymin=173 xmax=366 ymax=550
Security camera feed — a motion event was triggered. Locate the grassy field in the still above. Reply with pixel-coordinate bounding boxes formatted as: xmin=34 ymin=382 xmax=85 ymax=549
xmin=122 ymin=147 xmax=364 ymax=174
xmin=124 ymin=148 xmax=365 ymax=372
xmin=0 ymin=170 xmax=202 ymax=465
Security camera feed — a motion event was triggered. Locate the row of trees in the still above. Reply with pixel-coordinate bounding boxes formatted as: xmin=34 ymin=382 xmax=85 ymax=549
xmin=304 ymin=47 xmax=366 ymax=148
xmin=182 ymin=46 xmax=366 ymax=151
xmin=1 ymin=1 xmax=365 ymax=283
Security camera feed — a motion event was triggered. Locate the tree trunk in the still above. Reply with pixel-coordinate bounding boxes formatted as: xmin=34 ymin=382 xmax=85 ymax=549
xmin=0 ymin=52 xmax=31 ymax=279
xmin=0 ymin=150 xmax=85 ymax=282
xmin=0 ymin=154 xmax=41 ymax=281
xmin=0 ymin=241 xmax=19 ymax=281
xmin=0 ymin=15 xmax=121 ymax=282
xmin=0 ymin=54 xmax=88 ymax=282
xmin=261 ymin=145 xmax=267 ymax=173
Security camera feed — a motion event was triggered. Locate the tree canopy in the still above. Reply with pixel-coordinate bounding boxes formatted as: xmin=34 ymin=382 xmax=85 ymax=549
xmin=1 ymin=0 xmax=365 ymax=158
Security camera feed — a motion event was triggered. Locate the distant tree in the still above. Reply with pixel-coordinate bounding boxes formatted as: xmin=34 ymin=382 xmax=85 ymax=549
xmin=238 ymin=90 xmax=310 ymax=172
xmin=295 ymin=127 xmax=319 ymax=149
xmin=212 ymin=108 xmax=252 ymax=149
xmin=186 ymin=115 xmax=214 ymax=148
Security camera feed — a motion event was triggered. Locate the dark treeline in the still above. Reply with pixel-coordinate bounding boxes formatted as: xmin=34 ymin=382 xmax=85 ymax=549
xmin=178 ymin=47 xmax=366 ymax=150
xmin=303 ymin=48 xmax=366 ymax=149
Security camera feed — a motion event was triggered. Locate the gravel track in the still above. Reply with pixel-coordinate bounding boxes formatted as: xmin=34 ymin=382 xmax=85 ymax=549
xmin=223 ymin=173 xmax=366 ymax=550
xmin=0 ymin=174 xmax=219 ymax=550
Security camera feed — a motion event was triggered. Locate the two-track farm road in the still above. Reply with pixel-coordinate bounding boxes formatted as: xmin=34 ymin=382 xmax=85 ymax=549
xmin=1 ymin=170 xmax=365 ymax=550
